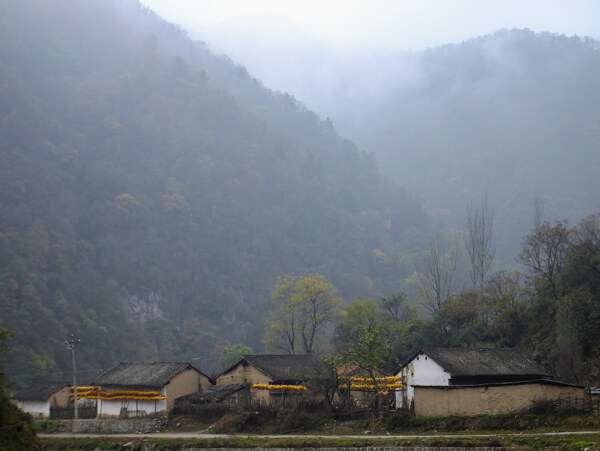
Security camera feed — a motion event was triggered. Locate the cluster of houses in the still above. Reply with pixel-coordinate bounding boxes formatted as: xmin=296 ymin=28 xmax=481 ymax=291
xmin=13 ymin=347 xmax=596 ymax=419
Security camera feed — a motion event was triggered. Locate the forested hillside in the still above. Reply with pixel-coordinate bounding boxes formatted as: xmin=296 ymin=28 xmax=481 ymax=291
xmin=213 ymin=27 xmax=600 ymax=262
xmin=366 ymin=30 xmax=600 ymax=260
xmin=0 ymin=0 xmax=429 ymax=386
xmin=331 ymin=214 xmax=600 ymax=386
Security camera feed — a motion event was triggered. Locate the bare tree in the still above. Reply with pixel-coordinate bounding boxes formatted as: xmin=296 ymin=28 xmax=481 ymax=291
xmin=464 ymin=198 xmax=495 ymax=299
xmin=413 ymin=232 xmax=460 ymax=316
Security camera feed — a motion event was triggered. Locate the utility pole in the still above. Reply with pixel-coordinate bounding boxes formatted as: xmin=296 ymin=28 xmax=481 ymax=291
xmin=65 ymin=334 xmax=81 ymax=420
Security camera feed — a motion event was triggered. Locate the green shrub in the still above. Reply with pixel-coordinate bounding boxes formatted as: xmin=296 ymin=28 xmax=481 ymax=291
xmin=0 ymin=373 xmax=40 ymax=450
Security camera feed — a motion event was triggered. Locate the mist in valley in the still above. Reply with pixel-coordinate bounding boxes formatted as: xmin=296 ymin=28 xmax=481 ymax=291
xmin=1 ymin=0 xmax=600 ymax=388
xmin=145 ymin=1 xmax=600 ymax=265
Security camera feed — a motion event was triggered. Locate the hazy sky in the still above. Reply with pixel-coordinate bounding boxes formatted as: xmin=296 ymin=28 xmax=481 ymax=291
xmin=138 ymin=0 xmax=600 ymax=51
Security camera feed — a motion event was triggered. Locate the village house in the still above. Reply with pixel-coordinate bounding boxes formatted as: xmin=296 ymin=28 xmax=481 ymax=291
xmin=12 ymin=381 xmax=71 ymax=419
xmin=413 ymin=378 xmax=588 ymax=416
xmin=395 ymin=347 xmax=587 ymax=416
xmin=91 ymin=361 xmax=212 ymax=417
xmin=214 ymin=354 xmax=318 ymax=404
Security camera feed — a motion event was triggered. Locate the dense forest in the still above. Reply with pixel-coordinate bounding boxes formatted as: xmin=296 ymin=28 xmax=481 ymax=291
xmin=0 ymin=0 xmax=598 ymax=391
xmin=370 ymin=214 xmax=600 ymax=386
xmin=213 ymin=26 xmax=600 ymax=263
xmin=0 ymin=0 xmax=429 ymax=387
xmin=365 ymin=30 xmax=600 ymax=261
xmin=265 ymin=214 xmax=600 ymax=387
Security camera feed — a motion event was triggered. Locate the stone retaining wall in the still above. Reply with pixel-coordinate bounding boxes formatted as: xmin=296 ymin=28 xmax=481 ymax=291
xmin=60 ymin=413 xmax=168 ymax=433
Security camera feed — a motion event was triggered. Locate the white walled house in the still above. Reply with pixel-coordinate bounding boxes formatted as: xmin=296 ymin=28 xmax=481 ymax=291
xmin=395 ymin=350 xmax=450 ymax=409
xmin=395 ymin=347 xmax=550 ymax=410
xmin=91 ymin=362 xmax=212 ymax=417
xmin=12 ymin=382 xmax=71 ymax=419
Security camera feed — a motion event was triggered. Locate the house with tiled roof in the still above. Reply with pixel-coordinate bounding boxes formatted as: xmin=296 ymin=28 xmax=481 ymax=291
xmin=214 ymin=354 xmax=318 ymax=403
xmin=12 ymin=381 xmax=71 ymax=419
xmin=395 ymin=347 xmax=586 ymax=415
xmin=90 ymin=362 xmax=211 ymax=417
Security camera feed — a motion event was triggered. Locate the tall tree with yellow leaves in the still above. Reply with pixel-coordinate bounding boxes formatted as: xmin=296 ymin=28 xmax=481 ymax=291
xmin=264 ymin=274 xmax=342 ymax=354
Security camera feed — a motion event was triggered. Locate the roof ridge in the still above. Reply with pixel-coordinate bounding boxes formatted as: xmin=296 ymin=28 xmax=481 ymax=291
xmin=213 ymin=354 xmax=316 ymax=381
xmin=12 ymin=381 xmax=71 ymax=400
xmin=397 ymin=347 xmax=550 ymax=378
xmin=115 ymin=361 xmax=192 ymax=364
xmin=243 ymin=353 xmax=311 ymax=357
xmin=91 ymin=361 xmax=202 ymax=387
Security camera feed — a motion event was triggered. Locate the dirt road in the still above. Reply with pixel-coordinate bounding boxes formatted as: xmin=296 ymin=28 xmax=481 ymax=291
xmin=40 ymin=430 xmax=600 ymax=439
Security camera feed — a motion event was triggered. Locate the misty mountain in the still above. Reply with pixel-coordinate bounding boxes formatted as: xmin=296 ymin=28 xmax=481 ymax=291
xmin=197 ymin=25 xmax=600 ymax=263
xmin=0 ymin=0 xmax=430 ymax=385
xmin=361 ymin=30 xmax=600 ymax=261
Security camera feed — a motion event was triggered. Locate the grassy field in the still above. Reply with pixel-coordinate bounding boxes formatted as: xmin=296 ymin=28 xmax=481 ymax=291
xmin=39 ymin=432 xmax=600 ymax=450
xmin=164 ymin=409 xmax=600 ymax=435
xmin=37 ymin=411 xmax=600 ymax=449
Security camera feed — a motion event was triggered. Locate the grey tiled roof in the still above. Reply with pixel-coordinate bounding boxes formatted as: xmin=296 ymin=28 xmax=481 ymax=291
xmin=216 ymin=354 xmax=318 ymax=382
xmin=91 ymin=362 xmax=204 ymax=387
xmin=419 ymin=347 xmax=550 ymax=377
xmin=243 ymin=354 xmax=319 ymax=381
xmin=12 ymin=381 xmax=70 ymax=401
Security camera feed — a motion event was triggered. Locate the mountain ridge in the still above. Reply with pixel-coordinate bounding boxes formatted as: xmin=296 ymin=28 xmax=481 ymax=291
xmin=197 ymin=23 xmax=600 ymax=261
xmin=0 ymin=0 xmax=429 ymax=385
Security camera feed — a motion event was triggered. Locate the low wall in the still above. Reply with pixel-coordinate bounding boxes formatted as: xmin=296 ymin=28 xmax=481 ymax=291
xmin=61 ymin=414 xmax=168 ymax=433
xmin=414 ymin=380 xmax=586 ymax=417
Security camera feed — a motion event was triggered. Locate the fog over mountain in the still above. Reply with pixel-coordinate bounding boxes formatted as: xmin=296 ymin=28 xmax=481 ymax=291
xmin=0 ymin=0 xmax=430 ymax=385
xmin=139 ymin=0 xmax=600 ymax=53
xmin=1 ymin=0 xmax=599 ymax=389
xmin=172 ymin=15 xmax=600 ymax=263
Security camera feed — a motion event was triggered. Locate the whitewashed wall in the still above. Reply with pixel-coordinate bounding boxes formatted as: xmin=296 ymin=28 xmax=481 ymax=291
xmin=395 ymin=353 xmax=450 ymax=408
xmin=17 ymin=400 xmax=50 ymax=418
xmin=97 ymin=386 xmax=168 ymax=417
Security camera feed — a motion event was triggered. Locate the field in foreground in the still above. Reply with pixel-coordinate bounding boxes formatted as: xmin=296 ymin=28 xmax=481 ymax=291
xmin=39 ymin=431 xmax=600 ymax=450
xmin=38 ymin=411 xmax=600 ymax=450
